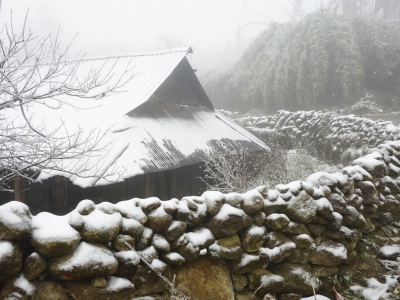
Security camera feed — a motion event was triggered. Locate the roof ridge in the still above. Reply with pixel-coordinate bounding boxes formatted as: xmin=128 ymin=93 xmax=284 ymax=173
xmin=74 ymin=46 xmax=192 ymax=63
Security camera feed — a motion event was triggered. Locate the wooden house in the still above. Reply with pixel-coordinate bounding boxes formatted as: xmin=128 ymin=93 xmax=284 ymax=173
xmin=0 ymin=47 xmax=268 ymax=214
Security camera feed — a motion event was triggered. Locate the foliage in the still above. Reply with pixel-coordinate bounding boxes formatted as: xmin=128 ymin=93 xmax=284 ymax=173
xmin=201 ymin=137 xmax=338 ymax=193
xmin=203 ymin=12 xmax=400 ymax=114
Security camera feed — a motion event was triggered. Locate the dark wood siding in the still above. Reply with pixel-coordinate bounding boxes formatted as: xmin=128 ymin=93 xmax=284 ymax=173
xmin=0 ymin=163 xmax=206 ymax=215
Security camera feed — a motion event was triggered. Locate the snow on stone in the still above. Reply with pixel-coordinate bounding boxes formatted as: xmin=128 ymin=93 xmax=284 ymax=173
xmin=81 ymin=206 xmax=122 ymax=232
xmin=56 ymin=242 xmax=117 ymax=272
xmin=32 ymin=213 xmax=80 ymax=243
xmin=106 ymin=276 xmax=135 ymax=292
xmin=0 ymin=201 xmax=32 ymax=233
xmin=301 ymin=296 xmax=330 ymax=300
xmin=186 ymin=227 xmax=214 ymax=248
xmin=213 ymin=204 xmax=249 ymax=221
xmin=379 ymin=245 xmax=400 ymax=258
xmin=318 ymin=241 xmax=347 ymax=259
xmin=14 ymin=274 xmax=36 ymax=296
xmin=115 ymin=199 xmax=147 ymax=224
xmin=351 ymin=275 xmax=399 ymax=300
xmin=0 ymin=241 xmax=13 ymax=259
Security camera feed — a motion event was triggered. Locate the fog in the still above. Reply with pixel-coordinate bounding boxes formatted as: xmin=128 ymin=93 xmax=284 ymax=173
xmin=1 ymin=0 xmax=318 ymax=74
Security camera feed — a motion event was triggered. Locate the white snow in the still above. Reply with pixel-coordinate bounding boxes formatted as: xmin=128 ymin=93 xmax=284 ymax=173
xmin=379 ymin=245 xmax=400 ymax=257
xmin=301 ymin=296 xmax=330 ymax=300
xmin=55 ymin=242 xmax=117 ymax=272
xmin=186 ymin=227 xmax=214 ymax=248
xmin=351 ymin=275 xmax=399 ymax=300
xmin=32 ymin=212 xmax=80 ymax=244
xmin=106 ymin=276 xmax=135 ymax=292
xmin=0 ymin=201 xmax=32 ymax=234
xmin=81 ymin=207 xmax=122 ymax=233
xmin=14 ymin=274 xmax=36 ymax=296
xmin=318 ymin=241 xmax=347 ymax=259
xmin=214 ymin=203 xmax=249 ymax=221
xmin=115 ymin=199 xmax=147 ymax=224
xmin=0 ymin=241 xmax=14 ymax=259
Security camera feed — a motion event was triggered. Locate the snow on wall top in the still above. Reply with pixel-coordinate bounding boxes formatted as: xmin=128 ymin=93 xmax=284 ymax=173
xmin=13 ymin=47 xmax=268 ymax=188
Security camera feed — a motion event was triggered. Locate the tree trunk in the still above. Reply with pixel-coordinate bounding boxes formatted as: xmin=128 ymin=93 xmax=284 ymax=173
xmin=14 ymin=176 xmax=26 ymax=202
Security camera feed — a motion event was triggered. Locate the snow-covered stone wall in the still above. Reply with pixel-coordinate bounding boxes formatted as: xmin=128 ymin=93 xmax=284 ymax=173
xmin=2 ymin=139 xmax=400 ymax=299
xmin=237 ymin=110 xmax=400 ymax=162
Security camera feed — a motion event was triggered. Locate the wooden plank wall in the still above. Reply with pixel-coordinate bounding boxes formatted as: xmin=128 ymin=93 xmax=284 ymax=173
xmin=0 ymin=163 xmax=206 ymax=215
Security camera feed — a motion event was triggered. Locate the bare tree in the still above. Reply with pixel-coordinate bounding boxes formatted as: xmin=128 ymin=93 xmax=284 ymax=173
xmin=0 ymin=10 xmax=134 ymax=196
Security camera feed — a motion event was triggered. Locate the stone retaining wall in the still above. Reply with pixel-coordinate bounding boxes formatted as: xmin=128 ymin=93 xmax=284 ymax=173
xmin=236 ymin=110 xmax=400 ymax=163
xmin=2 ymin=118 xmax=400 ymax=299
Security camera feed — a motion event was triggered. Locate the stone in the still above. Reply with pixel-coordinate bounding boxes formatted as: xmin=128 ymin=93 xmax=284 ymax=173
xmin=287 ymin=247 xmax=316 ymax=264
xmin=326 ymin=212 xmax=343 ymax=232
xmin=283 ymin=191 xmax=317 ymax=223
xmin=0 ymin=240 xmax=23 ymax=282
xmin=265 ymin=231 xmax=291 ymax=248
xmin=120 ymin=217 xmax=144 ymax=236
xmin=47 ymin=242 xmax=118 ymax=280
xmin=139 ymin=197 xmax=161 ymax=213
xmin=80 ymin=207 xmax=122 ymax=243
xmin=281 ymin=221 xmax=310 ymax=235
xmin=147 ymin=206 xmax=173 ymax=233
xmin=112 ymin=234 xmax=135 ymax=251
xmin=151 ymin=259 xmax=171 ymax=278
xmin=249 ymin=269 xmax=284 ymax=297
xmin=312 ymin=265 xmax=338 ymax=277
xmin=232 ymin=274 xmax=248 ymax=292
xmin=172 ymin=256 xmax=234 ymax=300
xmin=138 ymin=246 xmax=158 ymax=263
xmin=353 ymin=154 xmax=388 ymax=178
xmin=278 ymin=294 xmax=302 ymax=300
xmin=343 ymin=206 xmax=366 ymax=229
xmin=291 ymin=234 xmax=314 ymax=249
xmin=176 ymin=242 xmax=200 ymax=263
xmin=241 ymin=225 xmax=267 ymax=252
xmin=270 ymin=262 xmax=314 ymax=295
xmin=203 ymin=190 xmax=225 ymax=215
xmin=115 ymin=199 xmax=148 ymax=224
xmin=231 ymin=249 xmax=271 ymax=274
xmin=242 ymin=189 xmax=264 ymax=214
xmin=151 ymin=233 xmax=171 ymax=252
xmin=0 ymin=274 xmax=39 ymax=300
xmin=180 ymin=197 xmax=208 ymax=228
xmin=263 ymin=198 xmax=288 ymax=215
xmin=264 ymin=213 xmax=290 ymax=230
xmin=35 ymin=278 xmax=70 ymax=299
xmin=76 ymin=199 xmax=96 ymax=215
xmin=162 ymin=252 xmax=185 ymax=265
xmin=207 ymin=204 xmax=253 ymax=238
xmin=0 ymin=201 xmax=32 ymax=241
xmin=363 ymin=218 xmax=375 ymax=233
xmin=225 ymin=192 xmax=244 ymax=208
xmin=114 ymin=250 xmax=140 ymax=276
xmin=91 ymin=277 xmax=107 ymax=288
xmin=377 ymin=245 xmax=400 ymax=260
xmin=162 ymin=198 xmax=179 ymax=215
xmin=131 ymin=264 xmax=167 ymax=295
xmin=253 ymin=211 xmax=266 ymax=226
xmin=165 ymin=220 xmax=187 ymax=242
xmin=23 ymin=252 xmax=46 ymax=280
xmin=186 ymin=226 xmax=215 ymax=249
xmin=315 ymin=198 xmax=335 ymax=220
xmin=309 ymin=240 xmax=347 ymax=266
xmin=208 ymin=234 xmax=243 ymax=260
xmin=306 ymin=224 xmax=326 ymax=238
xmin=64 ymin=276 xmax=136 ymax=300
xmin=136 ymin=227 xmax=154 ymax=251
xmin=31 ymin=212 xmax=81 ymax=258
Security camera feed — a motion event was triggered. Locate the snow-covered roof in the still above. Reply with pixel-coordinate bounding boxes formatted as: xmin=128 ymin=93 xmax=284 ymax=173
xmin=14 ymin=47 xmax=269 ymax=188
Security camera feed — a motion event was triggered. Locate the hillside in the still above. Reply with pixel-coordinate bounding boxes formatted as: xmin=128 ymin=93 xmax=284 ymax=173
xmin=202 ymin=11 xmax=400 ymax=114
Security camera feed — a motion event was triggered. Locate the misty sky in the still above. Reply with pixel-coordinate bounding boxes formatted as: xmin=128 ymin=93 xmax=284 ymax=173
xmin=2 ymin=0 xmax=316 ymax=73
